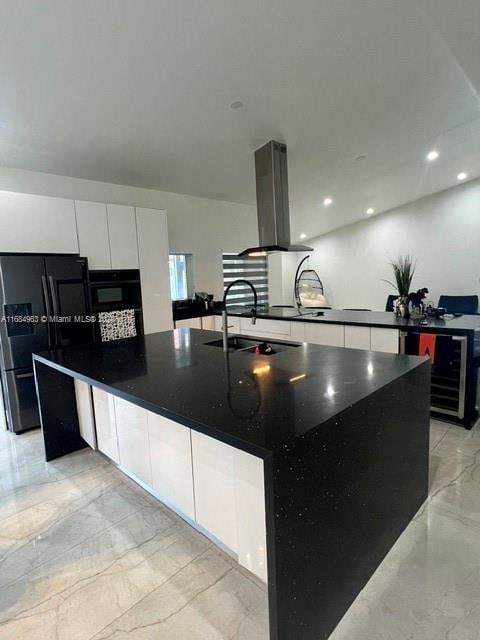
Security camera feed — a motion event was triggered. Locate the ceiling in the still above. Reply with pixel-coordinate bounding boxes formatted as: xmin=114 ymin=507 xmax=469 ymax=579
xmin=1 ymin=0 xmax=479 ymax=238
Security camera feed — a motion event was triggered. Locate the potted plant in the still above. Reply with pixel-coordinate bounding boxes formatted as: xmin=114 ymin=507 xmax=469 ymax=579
xmin=385 ymin=256 xmax=415 ymax=317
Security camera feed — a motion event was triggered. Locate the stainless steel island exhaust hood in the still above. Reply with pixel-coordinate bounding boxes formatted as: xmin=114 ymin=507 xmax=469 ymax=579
xmin=239 ymin=140 xmax=312 ymax=256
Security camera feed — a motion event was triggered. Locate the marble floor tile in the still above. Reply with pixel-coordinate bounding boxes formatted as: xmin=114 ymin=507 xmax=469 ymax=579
xmin=329 ymin=502 xmax=480 ymax=640
xmin=92 ymin=547 xmax=268 ymax=640
xmin=435 ymin=421 xmax=480 ymax=458
xmin=1 ymin=418 xmax=480 ymax=640
xmin=428 ymin=418 xmax=450 ymax=451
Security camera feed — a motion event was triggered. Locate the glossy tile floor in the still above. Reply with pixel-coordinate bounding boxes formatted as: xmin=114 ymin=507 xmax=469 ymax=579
xmin=0 ymin=418 xmax=479 ymax=639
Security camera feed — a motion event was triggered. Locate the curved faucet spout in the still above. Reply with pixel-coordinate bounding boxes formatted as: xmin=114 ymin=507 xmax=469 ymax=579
xmin=222 ymin=279 xmax=259 ymax=352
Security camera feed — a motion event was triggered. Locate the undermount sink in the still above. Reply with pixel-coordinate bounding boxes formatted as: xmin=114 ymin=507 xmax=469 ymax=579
xmin=204 ymin=336 xmax=299 ymax=355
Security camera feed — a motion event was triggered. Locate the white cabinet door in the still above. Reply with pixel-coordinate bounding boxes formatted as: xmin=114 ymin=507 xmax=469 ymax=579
xmin=175 ymin=317 xmax=202 ymax=329
xmin=191 ymin=431 xmax=238 ymax=553
xmin=304 ymin=323 xmax=345 ymax=347
xmin=75 ymin=200 xmax=111 ymax=269
xmin=74 ymin=380 xmax=96 ymax=449
xmin=136 ymin=208 xmax=173 ymax=333
xmin=107 ymin=204 xmax=139 ymax=269
xmin=92 ymin=388 xmax=119 ymax=463
xmin=344 ymin=325 xmax=371 ymax=350
xmin=225 ymin=315 xmax=241 ymax=334
xmin=240 ymin=317 xmax=291 ymax=340
xmin=214 ymin=314 xmax=241 ymax=334
xmin=234 ymin=449 xmax=267 ymax=582
xmin=371 ymin=328 xmax=399 ymax=354
xmin=201 ymin=316 xmax=216 ymax=331
xmin=114 ymin=396 xmax=151 ymax=486
xmin=0 ymin=191 xmax=78 ymax=254
xmin=290 ymin=321 xmax=305 ymax=342
xmin=148 ymin=412 xmax=195 ymax=520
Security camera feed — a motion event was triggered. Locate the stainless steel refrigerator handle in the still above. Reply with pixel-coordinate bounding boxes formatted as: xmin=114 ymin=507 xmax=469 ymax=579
xmin=41 ymin=275 xmax=53 ymax=349
xmin=48 ymin=276 xmax=59 ymax=316
xmin=452 ymin=335 xmax=468 ymax=420
xmin=48 ymin=275 xmax=60 ymax=347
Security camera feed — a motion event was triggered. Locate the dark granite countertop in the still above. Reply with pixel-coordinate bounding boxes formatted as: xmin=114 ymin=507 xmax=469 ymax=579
xmin=220 ymin=306 xmax=480 ymax=335
xmin=33 ymin=329 xmax=427 ymax=458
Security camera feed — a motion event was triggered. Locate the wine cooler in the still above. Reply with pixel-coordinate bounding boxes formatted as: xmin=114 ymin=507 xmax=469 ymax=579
xmin=401 ymin=331 xmax=468 ymax=419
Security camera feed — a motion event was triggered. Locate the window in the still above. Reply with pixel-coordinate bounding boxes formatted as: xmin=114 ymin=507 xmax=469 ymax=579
xmin=169 ymin=254 xmax=188 ymax=300
xmin=222 ymin=253 xmax=269 ymax=307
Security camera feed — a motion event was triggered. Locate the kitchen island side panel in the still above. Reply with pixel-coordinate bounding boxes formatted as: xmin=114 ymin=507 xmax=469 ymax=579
xmin=265 ymin=361 xmax=430 ymax=640
xmin=34 ymin=360 xmax=87 ymax=461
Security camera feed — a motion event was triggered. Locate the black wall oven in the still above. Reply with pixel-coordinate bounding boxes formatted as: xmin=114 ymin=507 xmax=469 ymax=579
xmin=89 ymin=270 xmax=143 ymax=337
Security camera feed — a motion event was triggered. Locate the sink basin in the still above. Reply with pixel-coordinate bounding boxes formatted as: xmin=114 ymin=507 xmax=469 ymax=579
xmin=204 ymin=336 xmax=300 ymax=355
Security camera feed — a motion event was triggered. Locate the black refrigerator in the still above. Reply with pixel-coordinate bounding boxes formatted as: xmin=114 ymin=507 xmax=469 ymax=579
xmin=0 ymin=255 xmax=95 ymax=433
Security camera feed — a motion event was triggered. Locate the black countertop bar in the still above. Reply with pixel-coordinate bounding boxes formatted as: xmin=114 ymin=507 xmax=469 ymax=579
xmin=33 ymin=328 xmax=426 ymax=457
xmin=220 ymin=306 xmax=480 ymax=335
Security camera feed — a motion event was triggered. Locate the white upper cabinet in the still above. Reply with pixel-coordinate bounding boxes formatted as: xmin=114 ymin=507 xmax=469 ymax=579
xmin=75 ymin=200 xmax=111 ymax=269
xmin=107 ymin=204 xmax=139 ymax=269
xmin=136 ymin=207 xmax=173 ymax=333
xmin=0 ymin=191 xmax=78 ymax=254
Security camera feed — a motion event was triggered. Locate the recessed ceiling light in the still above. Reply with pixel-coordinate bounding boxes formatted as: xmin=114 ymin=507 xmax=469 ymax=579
xmin=230 ymin=100 xmax=244 ymax=109
xmin=300 ymin=233 xmax=307 ymax=240
xmin=426 ymin=150 xmax=439 ymax=161
xmin=366 ymin=208 xmax=375 ymax=215
xmin=457 ymin=172 xmax=468 ymax=181
xmin=323 ymin=197 xmax=333 ymax=206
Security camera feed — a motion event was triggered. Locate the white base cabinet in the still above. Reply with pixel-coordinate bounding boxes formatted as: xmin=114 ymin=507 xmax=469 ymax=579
xmin=304 ymin=322 xmax=345 ymax=347
xmin=371 ymin=328 xmax=399 ymax=353
xmin=92 ymin=388 xmax=119 ymax=463
xmin=114 ymin=396 xmax=151 ymax=486
xmin=74 ymin=380 xmax=96 ymax=449
xmin=213 ymin=315 xmax=399 ymax=355
xmin=191 ymin=431 xmax=238 ymax=553
xmin=175 ymin=317 xmax=202 ymax=329
xmin=89 ymin=389 xmax=267 ymax=582
xmin=190 ymin=430 xmax=267 ymax=582
xmin=214 ymin=314 xmax=241 ymax=334
xmin=148 ymin=412 xmax=195 ymax=520
xmin=344 ymin=325 xmax=371 ymax=350
xmin=201 ymin=315 xmax=216 ymax=331
xmin=233 ymin=447 xmax=268 ymax=582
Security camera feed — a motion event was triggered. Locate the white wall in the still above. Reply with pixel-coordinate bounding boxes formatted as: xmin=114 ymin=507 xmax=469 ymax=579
xmin=0 ymin=166 xmax=257 ymax=300
xmin=270 ymin=178 xmax=480 ymax=310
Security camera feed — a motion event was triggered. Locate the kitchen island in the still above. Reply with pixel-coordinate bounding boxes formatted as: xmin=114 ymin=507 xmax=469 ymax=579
xmin=33 ymin=328 xmax=430 ymax=640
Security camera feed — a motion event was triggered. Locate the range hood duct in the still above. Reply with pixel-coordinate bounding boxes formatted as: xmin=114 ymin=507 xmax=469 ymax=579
xmin=239 ymin=140 xmax=312 ymax=256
